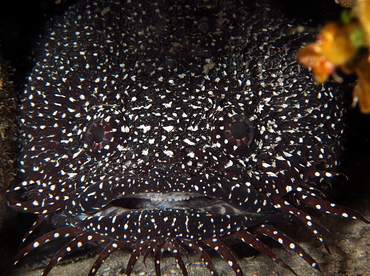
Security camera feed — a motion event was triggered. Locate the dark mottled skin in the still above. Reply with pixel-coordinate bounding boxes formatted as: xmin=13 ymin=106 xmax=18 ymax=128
xmin=5 ymin=0 xmax=369 ymax=275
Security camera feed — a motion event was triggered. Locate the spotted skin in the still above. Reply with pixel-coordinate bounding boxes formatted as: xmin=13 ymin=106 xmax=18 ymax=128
xmin=5 ymin=0 xmax=369 ymax=275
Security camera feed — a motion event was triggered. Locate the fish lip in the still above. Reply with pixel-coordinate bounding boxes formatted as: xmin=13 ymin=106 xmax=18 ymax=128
xmin=65 ymin=175 xmax=279 ymax=218
xmin=109 ymin=192 xmax=226 ymax=210
xmin=69 ymin=194 xmax=286 ymax=241
xmin=121 ymin=192 xmax=197 ymax=202
xmin=87 ymin=192 xmax=279 ymax=219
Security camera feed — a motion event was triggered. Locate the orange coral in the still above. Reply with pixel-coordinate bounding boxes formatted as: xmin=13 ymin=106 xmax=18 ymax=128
xmin=357 ymin=0 xmax=370 ymax=46
xmin=299 ymin=0 xmax=370 ymax=113
xmin=298 ymin=22 xmax=360 ymax=83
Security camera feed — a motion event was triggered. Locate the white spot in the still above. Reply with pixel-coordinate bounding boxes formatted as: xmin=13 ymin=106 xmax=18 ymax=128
xmin=163 ymin=150 xmax=174 ymax=157
xmin=137 ymin=125 xmax=151 ymax=133
xmin=163 ymin=126 xmax=174 ymax=132
xmin=183 ymin=138 xmax=196 ymax=146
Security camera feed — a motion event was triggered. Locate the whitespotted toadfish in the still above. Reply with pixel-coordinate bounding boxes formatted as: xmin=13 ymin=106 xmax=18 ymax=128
xmin=5 ymin=0 xmax=369 ymax=275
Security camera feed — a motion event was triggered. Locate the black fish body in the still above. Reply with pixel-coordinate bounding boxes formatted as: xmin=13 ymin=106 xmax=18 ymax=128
xmin=6 ymin=0 xmax=368 ymax=275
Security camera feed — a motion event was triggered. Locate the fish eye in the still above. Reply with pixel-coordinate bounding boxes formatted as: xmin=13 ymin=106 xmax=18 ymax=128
xmin=213 ymin=114 xmax=254 ymax=153
xmin=91 ymin=124 xmax=105 ymax=143
xmin=230 ymin=121 xmax=247 ymax=139
xmin=86 ymin=119 xmax=113 ymax=152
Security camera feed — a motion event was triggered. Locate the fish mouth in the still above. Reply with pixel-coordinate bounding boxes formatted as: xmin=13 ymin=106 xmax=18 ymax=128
xmin=94 ymin=192 xmax=273 ymax=219
xmin=70 ymin=192 xmax=285 ymax=242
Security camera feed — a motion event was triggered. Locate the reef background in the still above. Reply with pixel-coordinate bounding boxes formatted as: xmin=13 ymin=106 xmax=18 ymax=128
xmin=0 ymin=0 xmax=370 ymax=275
